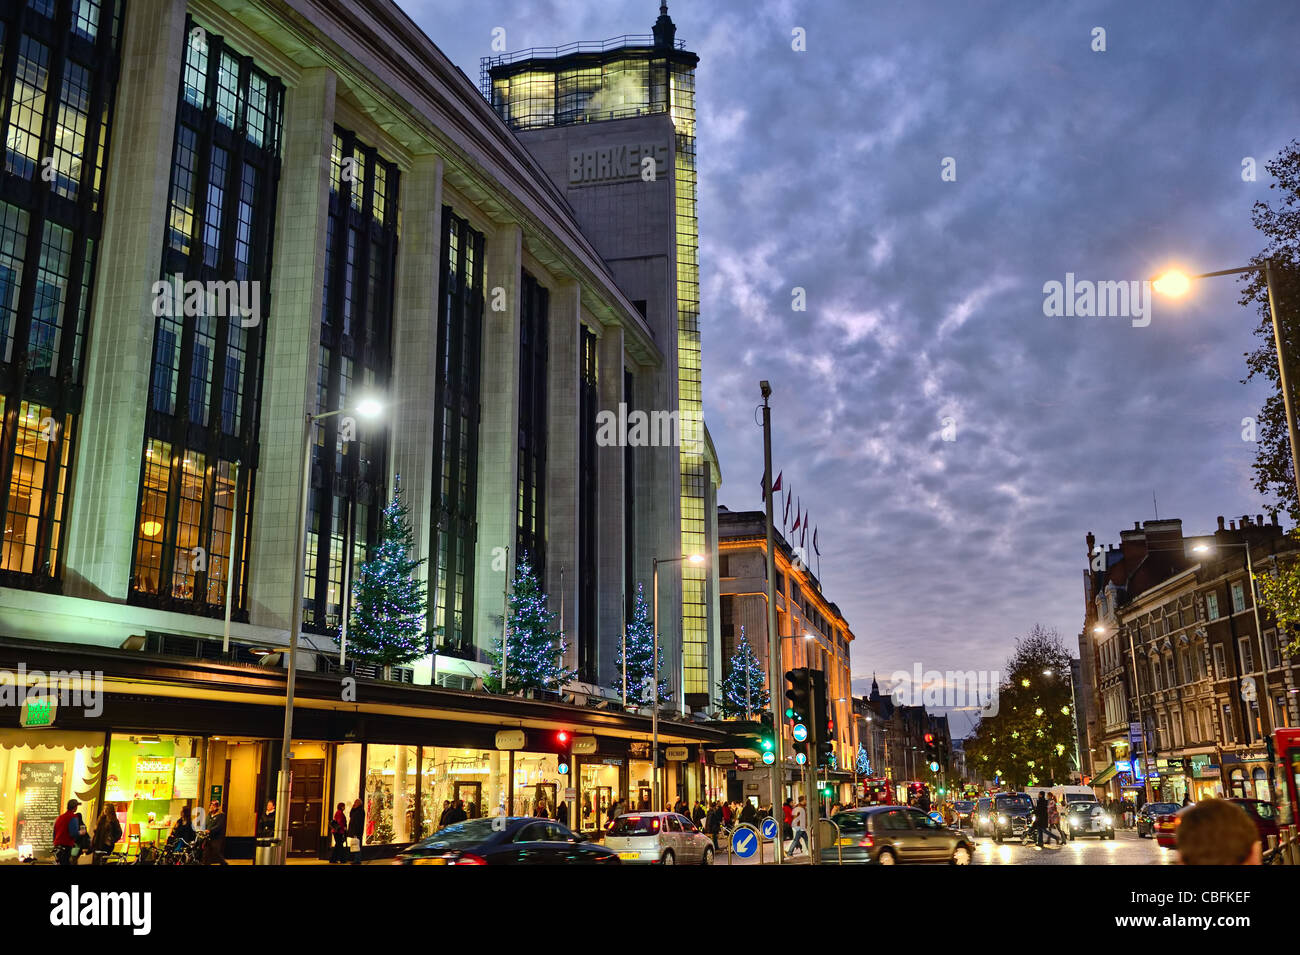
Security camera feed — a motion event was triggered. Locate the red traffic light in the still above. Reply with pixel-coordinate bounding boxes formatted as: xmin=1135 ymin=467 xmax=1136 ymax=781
xmin=556 ymin=730 xmax=570 ymax=745
xmin=923 ymin=733 xmax=934 ymax=744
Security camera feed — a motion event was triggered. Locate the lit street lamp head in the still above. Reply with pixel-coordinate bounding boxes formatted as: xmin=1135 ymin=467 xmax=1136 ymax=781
xmin=354 ymin=396 xmax=384 ymax=419
xmin=687 ymin=553 xmax=705 ymax=564
xmin=1152 ymin=269 xmax=1191 ymax=297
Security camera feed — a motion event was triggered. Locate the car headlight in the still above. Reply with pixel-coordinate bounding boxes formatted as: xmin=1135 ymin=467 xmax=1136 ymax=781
xmin=1101 ymin=815 xmax=1111 ymax=825
xmin=998 ymin=815 xmax=1009 ymax=824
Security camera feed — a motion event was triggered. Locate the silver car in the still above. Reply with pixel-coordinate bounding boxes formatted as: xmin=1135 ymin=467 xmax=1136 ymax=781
xmin=602 ymin=812 xmax=715 ymax=865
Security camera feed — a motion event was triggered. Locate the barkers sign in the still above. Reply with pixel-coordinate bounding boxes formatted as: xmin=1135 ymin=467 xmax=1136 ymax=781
xmin=569 ymin=142 xmax=668 ymax=186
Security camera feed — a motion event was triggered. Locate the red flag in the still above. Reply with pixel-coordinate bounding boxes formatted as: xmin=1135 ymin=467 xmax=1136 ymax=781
xmin=772 ymin=471 xmax=783 ymax=494
xmin=813 ymin=527 xmax=821 ymax=556
xmin=791 ymin=500 xmax=802 ymax=533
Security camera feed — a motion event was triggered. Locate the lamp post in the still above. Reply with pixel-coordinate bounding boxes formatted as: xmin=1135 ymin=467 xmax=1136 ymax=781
xmin=1154 ymin=260 xmax=1300 ymax=505
xmin=1044 ymin=667 xmax=1082 ymax=780
xmin=651 ymin=552 xmax=703 ymax=810
xmin=1099 ymin=623 xmax=1154 ymax=804
xmin=277 ymin=396 xmax=383 ymax=864
xmin=1192 ymin=539 xmax=1274 ymax=791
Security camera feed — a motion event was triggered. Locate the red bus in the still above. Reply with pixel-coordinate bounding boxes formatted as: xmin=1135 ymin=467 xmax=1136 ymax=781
xmin=858 ymin=777 xmax=893 ymax=805
xmin=1275 ymin=728 xmax=1300 ymax=830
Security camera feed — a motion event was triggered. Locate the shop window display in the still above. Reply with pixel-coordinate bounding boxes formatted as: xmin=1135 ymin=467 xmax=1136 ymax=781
xmin=364 ymin=745 xmax=416 ymax=844
xmin=104 ymin=735 xmax=202 ymax=848
xmin=419 ymin=747 xmax=505 ymax=837
xmin=0 ymin=730 xmax=103 ymax=860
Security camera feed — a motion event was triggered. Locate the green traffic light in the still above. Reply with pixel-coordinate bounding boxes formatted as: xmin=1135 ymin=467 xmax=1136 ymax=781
xmin=785 ymin=707 xmax=796 ymax=719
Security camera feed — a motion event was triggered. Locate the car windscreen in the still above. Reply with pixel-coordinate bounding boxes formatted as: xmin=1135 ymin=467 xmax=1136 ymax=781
xmin=1241 ymin=801 xmax=1275 ymax=820
xmin=954 ymin=801 xmax=974 ymax=810
xmin=1144 ymin=803 xmax=1179 ymax=815
xmin=995 ymin=796 xmax=1031 ymax=811
xmin=607 ymin=815 xmax=662 ymax=836
xmin=420 ymin=819 xmax=497 ymax=850
xmin=1064 ymin=795 xmax=1096 ymax=805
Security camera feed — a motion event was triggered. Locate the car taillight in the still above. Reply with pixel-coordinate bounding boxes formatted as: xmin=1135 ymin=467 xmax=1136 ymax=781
xmin=452 ymin=854 xmax=487 ymax=865
xmin=857 ymin=833 xmax=874 ymax=848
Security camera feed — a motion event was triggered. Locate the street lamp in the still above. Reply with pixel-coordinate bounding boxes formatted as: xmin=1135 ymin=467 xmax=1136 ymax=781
xmin=1097 ymin=621 xmax=1154 ymax=803
xmin=1043 ymin=667 xmax=1082 ymax=779
xmin=1192 ymin=541 xmax=1272 ymax=768
xmin=650 ymin=552 xmax=704 ymax=811
xmin=1153 ymin=260 xmax=1300 ymax=506
xmin=277 ymin=395 xmax=384 ymax=863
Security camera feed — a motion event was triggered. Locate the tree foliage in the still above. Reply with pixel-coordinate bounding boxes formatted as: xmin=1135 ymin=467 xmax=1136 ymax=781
xmin=614 ymin=583 xmax=670 ymax=705
xmin=1242 ymin=140 xmax=1300 ymax=524
xmin=716 ymin=626 xmax=769 ymax=718
xmin=483 ymin=556 xmax=576 ymax=694
xmin=964 ymin=625 xmax=1078 ymax=790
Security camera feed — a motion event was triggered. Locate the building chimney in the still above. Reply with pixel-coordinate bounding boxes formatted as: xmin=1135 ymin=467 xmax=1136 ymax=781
xmin=1217 ymin=516 xmax=1225 ymax=531
xmin=1230 ymin=520 xmax=1237 ymax=531
xmin=1134 ymin=521 xmax=1141 ymax=531
xmin=1258 ymin=514 xmax=1264 ymax=526
xmin=1272 ymin=513 xmax=1280 ymax=526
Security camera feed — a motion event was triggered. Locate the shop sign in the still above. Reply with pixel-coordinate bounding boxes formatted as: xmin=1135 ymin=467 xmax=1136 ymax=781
xmin=712 ymin=750 xmax=735 ymax=766
xmin=173 ymin=758 xmax=201 ymax=799
xmin=15 ymin=762 xmax=64 ymax=851
xmin=18 ymin=696 xmax=56 ymax=729
xmin=133 ymin=757 xmax=174 ymax=801
xmin=629 ymin=741 xmax=650 ymax=758
xmin=665 ymin=746 xmax=689 ymax=761
xmin=571 ymin=735 xmax=597 ymax=755
xmin=209 ymin=784 xmax=224 ymax=807
xmin=599 ymin=758 xmax=623 ymax=766
xmin=495 ymin=730 xmax=525 ymax=750
xmin=734 ymin=758 xmax=754 ymax=771
xmin=564 ymin=788 xmax=576 ymax=800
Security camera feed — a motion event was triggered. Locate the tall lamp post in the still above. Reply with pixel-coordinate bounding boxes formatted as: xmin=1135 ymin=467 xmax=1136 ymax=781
xmin=759 ymin=379 xmax=784 ymax=863
xmin=277 ymin=395 xmax=383 ymax=863
xmin=1098 ymin=623 xmax=1154 ymax=804
xmin=1044 ymin=667 xmax=1082 ymax=780
xmin=1192 ymin=539 xmax=1274 ymax=793
xmin=651 ymin=552 xmax=704 ymax=810
xmin=1154 ymin=261 xmax=1300 ymax=505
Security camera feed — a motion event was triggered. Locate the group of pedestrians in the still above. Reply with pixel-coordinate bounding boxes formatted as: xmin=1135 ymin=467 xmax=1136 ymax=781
xmin=1030 ymin=792 xmax=1067 ymax=848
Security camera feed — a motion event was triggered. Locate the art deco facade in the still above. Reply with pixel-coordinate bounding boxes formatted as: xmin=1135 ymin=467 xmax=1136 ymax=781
xmin=0 ymin=0 xmax=726 ymax=859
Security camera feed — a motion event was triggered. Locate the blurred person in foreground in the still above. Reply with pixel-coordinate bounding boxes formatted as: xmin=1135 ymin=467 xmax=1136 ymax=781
xmin=1176 ymin=799 xmax=1261 ymax=865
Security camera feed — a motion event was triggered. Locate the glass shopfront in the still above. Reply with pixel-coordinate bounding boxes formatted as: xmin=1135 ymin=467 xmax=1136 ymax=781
xmin=105 ymin=734 xmax=203 ymax=850
xmin=363 ymin=745 xmax=417 ymax=845
xmin=513 ymin=751 xmax=560 ymax=818
xmin=420 ymin=747 xmax=506 ymax=837
xmin=579 ymin=759 xmax=619 ymax=831
xmin=0 ymin=729 xmax=103 ymax=860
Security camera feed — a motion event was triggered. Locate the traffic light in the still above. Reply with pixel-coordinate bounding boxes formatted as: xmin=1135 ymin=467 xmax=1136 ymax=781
xmin=759 ymin=711 xmax=776 ymax=765
xmin=555 ymin=729 xmax=572 ymax=776
xmin=785 ymin=668 xmax=810 ymax=766
xmin=923 ymin=732 xmax=939 ymax=773
xmin=809 ymin=670 xmax=833 ymax=768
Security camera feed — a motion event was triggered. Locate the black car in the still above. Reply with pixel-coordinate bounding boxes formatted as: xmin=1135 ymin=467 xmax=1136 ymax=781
xmin=1137 ymin=802 xmax=1180 ymax=838
xmin=951 ymin=800 xmax=976 ymax=828
xmin=395 ymin=817 xmax=621 ymax=865
xmin=973 ymin=796 xmax=995 ymax=836
xmin=991 ymin=793 xmax=1034 ymax=842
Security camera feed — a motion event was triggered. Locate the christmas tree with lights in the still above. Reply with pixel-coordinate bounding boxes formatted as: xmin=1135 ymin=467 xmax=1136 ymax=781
xmin=484 ymin=556 xmax=576 ymax=694
xmin=716 ymin=626 xmax=769 ymax=718
xmin=856 ymin=742 xmax=872 ymax=776
xmin=346 ymin=477 xmax=428 ymax=671
xmin=615 ymin=583 xmax=669 ymax=706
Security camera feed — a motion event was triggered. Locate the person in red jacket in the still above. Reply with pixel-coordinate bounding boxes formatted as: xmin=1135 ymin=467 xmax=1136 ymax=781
xmin=52 ymin=799 xmax=81 ymax=866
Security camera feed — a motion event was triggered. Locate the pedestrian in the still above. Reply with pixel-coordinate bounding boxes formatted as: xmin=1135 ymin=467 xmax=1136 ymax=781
xmin=1177 ymin=799 xmax=1261 ymax=865
xmin=789 ymin=798 xmax=808 ymax=855
xmin=557 ymin=800 xmax=569 ymax=828
xmin=1033 ymin=791 xmax=1049 ymax=849
xmin=347 ymin=798 xmax=364 ymax=864
xmin=1045 ymin=795 xmax=1063 ymax=846
xmin=721 ymin=801 xmax=733 ymax=828
xmin=329 ymin=802 xmax=349 ymax=863
xmin=204 ymin=802 xmax=228 ymax=865
xmin=1182 ymin=792 xmax=1191 ymax=807
xmin=437 ymin=799 xmax=452 ymax=828
xmin=783 ymin=798 xmax=794 ymax=840
xmin=692 ymin=800 xmax=706 ymax=828
xmin=168 ymin=805 xmax=195 ymax=853
xmin=740 ymin=799 xmax=757 ymax=825
xmin=706 ymin=802 xmax=721 ymax=848
xmin=257 ymin=799 xmax=276 ymax=839
xmin=92 ymin=802 xmax=122 ymax=865
xmin=445 ymin=799 xmax=468 ymax=825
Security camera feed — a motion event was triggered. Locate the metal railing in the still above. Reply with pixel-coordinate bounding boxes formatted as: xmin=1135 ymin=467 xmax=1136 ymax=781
xmin=1265 ymin=825 xmax=1300 ymax=865
xmin=818 ymin=818 xmax=844 ymax=865
xmin=483 ymin=35 xmax=687 ymax=70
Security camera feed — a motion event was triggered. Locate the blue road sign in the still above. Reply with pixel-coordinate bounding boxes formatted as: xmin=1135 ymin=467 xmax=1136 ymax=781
xmin=792 ymin=723 xmax=808 ymax=742
xmin=929 ymin=811 xmax=944 ymax=826
xmin=762 ymin=751 xmax=775 ymax=765
xmin=731 ymin=826 xmax=758 ymax=858
xmin=760 ymin=818 xmax=778 ymax=840
xmin=794 ymin=752 xmax=807 ymax=765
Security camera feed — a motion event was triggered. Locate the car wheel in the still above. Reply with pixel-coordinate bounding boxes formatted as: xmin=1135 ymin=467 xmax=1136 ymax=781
xmin=877 ymin=848 xmax=897 ymax=865
xmin=660 ymin=850 xmax=675 ymax=865
xmin=701 ymin=847 xmax=713 ymax=866
xmin=1107 ymin=830 xmax=1115 ymax=840
xmin=951 ymin=845 xmax=972 ymax=866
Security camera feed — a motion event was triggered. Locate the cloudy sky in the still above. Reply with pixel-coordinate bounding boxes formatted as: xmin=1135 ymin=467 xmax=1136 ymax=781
xmin=401 ymin=0 xmax=1299 ymax=734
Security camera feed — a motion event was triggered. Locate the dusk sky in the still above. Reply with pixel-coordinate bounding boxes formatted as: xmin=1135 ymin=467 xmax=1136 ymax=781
xmin=402 ymin=0 xmax=1300 ymax=735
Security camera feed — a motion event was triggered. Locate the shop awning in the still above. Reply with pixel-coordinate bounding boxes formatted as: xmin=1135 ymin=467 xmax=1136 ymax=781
xmin=1091 ymin=762 xmax=1119 ymax=786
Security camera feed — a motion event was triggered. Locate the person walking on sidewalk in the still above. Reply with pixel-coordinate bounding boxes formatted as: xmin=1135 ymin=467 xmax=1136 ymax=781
xmin=789 ymin=798 xmax=808 ymax=856
xmin=1046 ymin=795 xmax=1063 ymax=846
xmin=347 ymin=798 xmax=365 ymax=864
xmin=1032 ymin=792 xmax=1049 ymax=849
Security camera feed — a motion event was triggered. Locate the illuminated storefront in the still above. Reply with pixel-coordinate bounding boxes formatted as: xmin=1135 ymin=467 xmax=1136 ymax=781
xmin=103 ymin=734 xmax=203 ymax=848
xmin=0 ymin=729 xmax=104 ymax=860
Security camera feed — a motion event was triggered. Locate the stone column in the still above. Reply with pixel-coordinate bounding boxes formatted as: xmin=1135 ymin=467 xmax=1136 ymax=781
xmin=595 ymin=325 xmax=625 ymax=687
xmin=64 ymin=0 xmax=189 ymax=600
xmin=473 ymin=223 xmax=522 ymax=656
xmin=246 ymin=68 xmax=337 ymax=632
xmin=546 ymin=281 xmax=580 ymax=674
xmin=388 ymin=155 xmax=443 ymax=653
